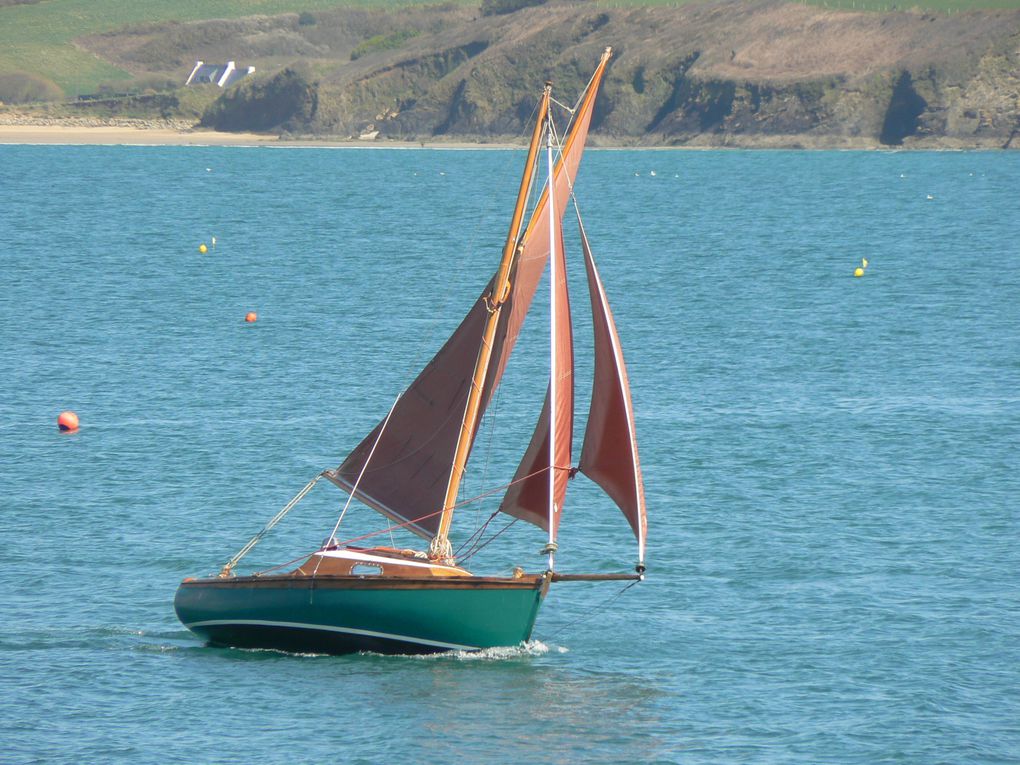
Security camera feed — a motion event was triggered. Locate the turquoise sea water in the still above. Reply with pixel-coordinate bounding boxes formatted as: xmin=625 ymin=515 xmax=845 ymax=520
xmin=1 ymin=144 xmax=1018 ymax=763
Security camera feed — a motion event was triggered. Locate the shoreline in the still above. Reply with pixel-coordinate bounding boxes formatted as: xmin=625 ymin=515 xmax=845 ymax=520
xmin=0 ymin=122 xmax=1012 ymax=151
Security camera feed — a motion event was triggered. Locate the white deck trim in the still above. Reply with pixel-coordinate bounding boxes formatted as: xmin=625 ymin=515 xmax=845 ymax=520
xmin=316 ymin=549 xmax=466 ymax=574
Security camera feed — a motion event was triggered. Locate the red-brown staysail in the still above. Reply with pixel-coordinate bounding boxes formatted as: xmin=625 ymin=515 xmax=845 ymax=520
xmin=498 ymin=223 xmax=574 ymax=536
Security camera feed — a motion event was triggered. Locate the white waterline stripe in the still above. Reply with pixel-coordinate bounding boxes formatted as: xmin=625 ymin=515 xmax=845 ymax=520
xmin=186 ymin=619 xmax=478 ymax=651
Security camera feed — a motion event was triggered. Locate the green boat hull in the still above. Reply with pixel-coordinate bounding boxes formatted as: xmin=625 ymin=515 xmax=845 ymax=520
xmin=175 ymin=574 xmax=547 ymax=655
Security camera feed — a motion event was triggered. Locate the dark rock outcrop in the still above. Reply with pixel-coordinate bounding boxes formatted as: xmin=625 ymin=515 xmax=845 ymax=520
xmin=200 ymin=67 xmax=317 ymax=132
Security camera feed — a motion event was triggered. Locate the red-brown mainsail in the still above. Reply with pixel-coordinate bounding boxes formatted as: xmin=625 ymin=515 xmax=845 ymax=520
xmin=328 ymin=52 xmax=611 ymax=551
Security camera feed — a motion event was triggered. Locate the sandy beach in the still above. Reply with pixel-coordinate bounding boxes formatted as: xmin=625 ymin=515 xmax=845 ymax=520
xmin=0 ymin=122 xmax=533 ymax=149
xmin=0 ymin=119 xmax=534 ymax=148
xmin=0 ymin=123 xmax=279 ymax=146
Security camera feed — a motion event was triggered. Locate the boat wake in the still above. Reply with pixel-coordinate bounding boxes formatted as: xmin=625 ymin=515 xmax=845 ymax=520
xmin=115 ymin=634 xmax=568 ymax=660
xmin=406 ymin=640 xmax=568 ymax=661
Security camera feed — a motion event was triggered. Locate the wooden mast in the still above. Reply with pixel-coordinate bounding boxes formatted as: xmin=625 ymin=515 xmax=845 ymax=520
xmin=429 ymin=48 xmax=613 ymax=561
xmin=429 ymin=85 xmax=552 ymax=560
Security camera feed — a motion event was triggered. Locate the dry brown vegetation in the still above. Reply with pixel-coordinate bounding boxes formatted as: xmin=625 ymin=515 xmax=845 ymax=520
xmin=56 ymin=0 xmax=1020 ymax=147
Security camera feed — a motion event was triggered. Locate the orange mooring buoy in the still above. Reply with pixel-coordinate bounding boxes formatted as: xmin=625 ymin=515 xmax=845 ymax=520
xmin=245 ymin=311 xmax=258 ymax=323
xmin=57 ymin=410 xmax=79 ymax=432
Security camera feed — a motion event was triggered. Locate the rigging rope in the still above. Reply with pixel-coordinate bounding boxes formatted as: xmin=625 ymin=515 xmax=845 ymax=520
xmin=316 ymin=391 xmax=404 ymax=575
xmin=219 ymin=472 xmax=324 ymax=576
xmin=329 ymin=466 xmax=550 ymax=551
xmin=324 ymin=390 xmax=403 ymax=544
xmin=458 ymin=515 xmax=520 ymax=564
xmin=547 ymin=59 xmax=598 ymax=145
xmin=549 ymin=95 xmax=576 ymax=115
xmin=537 ymin=579 xmax=641 ymax=643
xmin=453 ymin=508 xmax=501 ymax=558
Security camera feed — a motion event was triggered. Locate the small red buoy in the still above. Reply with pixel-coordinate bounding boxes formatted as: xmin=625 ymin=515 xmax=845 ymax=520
xmin=57 ymin=410 xmax=79 ymax=432
xmin=245 ymin=311 xmax=258 ymax=323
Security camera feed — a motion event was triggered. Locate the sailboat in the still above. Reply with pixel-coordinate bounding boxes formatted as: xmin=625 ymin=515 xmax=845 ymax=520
xmin=174 ymin=47 xmax=647 ymax=655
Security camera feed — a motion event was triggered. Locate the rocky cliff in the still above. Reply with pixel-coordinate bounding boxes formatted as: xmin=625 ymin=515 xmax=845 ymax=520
xmin=80 ymin=0 xmax=1020 ymax=148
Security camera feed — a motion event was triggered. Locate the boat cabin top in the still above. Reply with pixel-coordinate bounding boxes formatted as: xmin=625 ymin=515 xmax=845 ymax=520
xmin=292 ymin=546 xmax=472 ymax=578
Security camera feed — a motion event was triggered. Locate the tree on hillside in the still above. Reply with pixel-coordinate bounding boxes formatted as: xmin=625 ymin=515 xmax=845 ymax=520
xmin=0 ymin=72 xmax=64 ymax=104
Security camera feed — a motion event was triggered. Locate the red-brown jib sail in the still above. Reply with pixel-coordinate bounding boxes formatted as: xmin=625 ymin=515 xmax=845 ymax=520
xmin=577 ymin=217 xmax=648 ymax=564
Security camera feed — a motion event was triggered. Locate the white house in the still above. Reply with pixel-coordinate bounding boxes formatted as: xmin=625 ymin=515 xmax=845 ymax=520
xmin=185 ymin=61 xmax=255 ymax=88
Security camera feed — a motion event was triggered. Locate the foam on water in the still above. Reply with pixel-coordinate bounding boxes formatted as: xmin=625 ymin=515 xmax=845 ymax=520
xmin=406 ymin=640 xmax=567 ymax=662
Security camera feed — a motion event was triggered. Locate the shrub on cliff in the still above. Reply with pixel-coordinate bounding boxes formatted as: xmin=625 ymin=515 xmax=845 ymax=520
xmin=350 ymin=29 xmax=419 ymax=60
xmin=480 ymin=0 xmax=547 ymax=17
xmin=0 ymin=71 xmax=64 ymax=103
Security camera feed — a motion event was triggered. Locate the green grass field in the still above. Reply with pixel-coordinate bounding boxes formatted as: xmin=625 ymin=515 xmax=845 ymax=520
xmin=0 ymin=0 xmax=427 ymax=96
xmin=600 ymin=0 xmax=1020 ymax=8
xmin=801 ymin=0 xmax=1020 ymax=9
xmin=2 ymin=0 xmax=1019 ymax=97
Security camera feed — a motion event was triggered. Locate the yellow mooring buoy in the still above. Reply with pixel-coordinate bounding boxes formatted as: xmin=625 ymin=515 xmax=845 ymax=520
xmin=199 ymin=243 xmax=208 ymax=254
xmin=854 ymin=267 xmax=865 ymax=277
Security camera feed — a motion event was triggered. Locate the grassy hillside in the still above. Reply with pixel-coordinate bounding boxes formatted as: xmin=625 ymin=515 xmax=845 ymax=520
xmin=802 ymin=0 xmax=1020 ymax=9
xmin=0 ymin=0 xmax=432 ymax=96
xmin=2 ymin=0 xmax=1018 ymax=149
xmin=1 ymin=0 xmax=1020 ymax=103
xmin=4 ymin=0 xmax=1020 ymax=97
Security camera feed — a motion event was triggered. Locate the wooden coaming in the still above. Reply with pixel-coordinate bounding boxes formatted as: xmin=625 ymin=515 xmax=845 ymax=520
xmin=180 ymin=547 xmax=547 ymax=591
